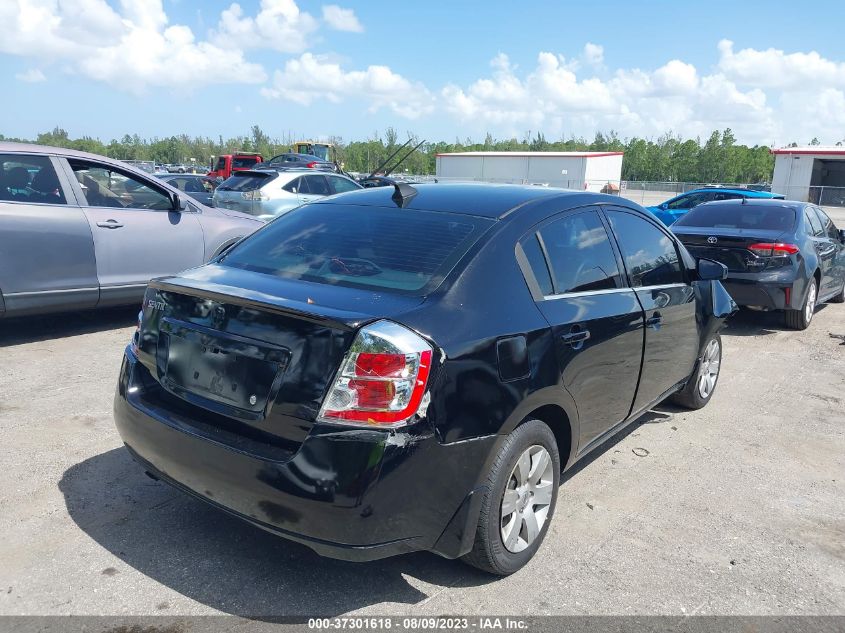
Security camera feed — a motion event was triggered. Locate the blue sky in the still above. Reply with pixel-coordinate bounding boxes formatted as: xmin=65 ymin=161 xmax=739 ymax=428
xmin=3 ymin=0 xmax=845 ymax=146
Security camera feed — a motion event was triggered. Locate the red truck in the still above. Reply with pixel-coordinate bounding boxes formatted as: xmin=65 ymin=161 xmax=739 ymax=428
xmin=208 ymin=152 xmax=263 ymax=180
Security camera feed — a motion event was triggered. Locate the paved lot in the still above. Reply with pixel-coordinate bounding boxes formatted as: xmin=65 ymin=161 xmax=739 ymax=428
xmin=0 ymin=298 xmax=843 ymax=617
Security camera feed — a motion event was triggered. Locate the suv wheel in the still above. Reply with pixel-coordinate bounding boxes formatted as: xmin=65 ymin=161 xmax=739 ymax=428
xmin=462 ymin=419 xmax=560 ymax=575
xmin=671 ymin=334 xmax=722 ymax=410
xmin=785 ymin=279 xmax=817 ymax=330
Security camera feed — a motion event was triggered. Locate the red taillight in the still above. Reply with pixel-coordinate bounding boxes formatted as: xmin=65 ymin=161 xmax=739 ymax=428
xmin=748 ymin=242 xmax=800 ymax=257
xmin=318 ymin=321 xmax=434 ymax=427
xmin=306 ymin=161 xmax=318 ymax=168
xmin=355 ymin=352 xmax=407 ymax=378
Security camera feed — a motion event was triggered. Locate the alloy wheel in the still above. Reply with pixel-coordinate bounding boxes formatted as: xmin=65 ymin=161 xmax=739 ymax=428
xmin=500 ymin=445 xmax=554 ymax=553
xmin=805 ymin=282 xmax=817 ymax=324
xmin=697 ymin=337 xmax=721 ymax=399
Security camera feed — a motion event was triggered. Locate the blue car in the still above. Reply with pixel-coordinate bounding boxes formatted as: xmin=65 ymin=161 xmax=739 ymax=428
xmin=649 ymin=187 xmax=784 ymax=225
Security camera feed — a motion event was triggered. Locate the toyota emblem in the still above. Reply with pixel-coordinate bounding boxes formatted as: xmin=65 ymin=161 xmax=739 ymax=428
xmin=707 ymin=236 xmax=718 ymax=244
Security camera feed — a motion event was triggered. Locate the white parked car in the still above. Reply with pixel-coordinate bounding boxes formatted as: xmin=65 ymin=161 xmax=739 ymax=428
xmin=213 ymin=168 xmax=362 ymax=220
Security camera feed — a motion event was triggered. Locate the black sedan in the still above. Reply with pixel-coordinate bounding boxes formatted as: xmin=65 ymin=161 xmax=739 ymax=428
xmin=113 ymin=184 xmax=735 ymax=575
xmin=672 ymin=199 xmax=845 ymax=329
xmin=156 ymin=173 xmax=216 ymax=206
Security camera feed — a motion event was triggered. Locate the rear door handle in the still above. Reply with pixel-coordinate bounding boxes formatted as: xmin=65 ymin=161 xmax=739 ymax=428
xmin=646 ymin=313 xmax=663 ymax=329
xmin=561 ymin=328 xmax=590 ymax=345
xmin=97 ymin=220 xmax=124 ymax=229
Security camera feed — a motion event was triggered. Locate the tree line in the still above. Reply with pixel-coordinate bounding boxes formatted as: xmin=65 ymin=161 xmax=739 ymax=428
xmin=0 ymin=125 xmax=792 ymax=184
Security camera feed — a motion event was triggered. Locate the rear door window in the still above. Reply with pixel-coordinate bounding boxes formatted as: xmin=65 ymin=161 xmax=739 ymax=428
xmin=813 ymin=206 xmax=839 ymax=240
xmin=805 ymin=208 xmax=824 ymax=236
xmin=538 ymin=211 xmax=622 ymax=293
xmin=303 ymin=174 xmax=330 ymax=195
xmin=283 ymin=177 xmax=303 ymax=193
xmin=607 ymin=211 xmax=684 ymax=287
xmin=520 ymin=234 xmax=554 ymax=296
xmin=0 ymin=154 xmax=67 ymax=205
xmin=220 ymin=205 xmax=493 ymax=295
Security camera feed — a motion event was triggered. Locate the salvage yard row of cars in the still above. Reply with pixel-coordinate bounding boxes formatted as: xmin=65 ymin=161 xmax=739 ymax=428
xmin=3 ymin=142 xmax=845 ymax=575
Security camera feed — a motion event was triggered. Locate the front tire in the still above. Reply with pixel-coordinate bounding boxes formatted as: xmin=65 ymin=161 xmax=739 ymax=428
xmin=671 ymin=334 xmax=722 ymax=410
xmin=461 ymin=419 xmax=560 ymax=575
xmin=785 ymin=279 xmax=817 ymax=330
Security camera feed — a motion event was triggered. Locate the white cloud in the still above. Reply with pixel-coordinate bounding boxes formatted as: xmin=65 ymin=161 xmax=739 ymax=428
xmin=15 ymin=68 xmax=45 ymax=83
xmin=212 ymin=0 xmax=318 ymax=53
xmin=717 ymin=39 xmax=845 ymax=91
xmin=441 ymin=48 xmax=782 ymax=142
xmin=321 ymin=5 xmax=363 ymax=33
xmin=583 ymin=43 xmax=604 ymax=66
xmin=262 ymin=53 xmax=433 ymax=118
xmin=0 ymin=0 xmax=267 ymax=92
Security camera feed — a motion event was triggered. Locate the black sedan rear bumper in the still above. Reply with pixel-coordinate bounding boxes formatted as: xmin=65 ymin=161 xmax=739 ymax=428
xmin=721 ymin=270 xmax=808 ymax=311
xmin=114 ymin=347 xmax=495 ymax=562
xmin=722 ymin=280 xmax=790 ymax=310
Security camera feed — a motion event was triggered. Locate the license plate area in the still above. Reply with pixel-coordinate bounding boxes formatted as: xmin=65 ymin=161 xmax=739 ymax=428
xmin=160 ymin=318 xmax=290 ymax=420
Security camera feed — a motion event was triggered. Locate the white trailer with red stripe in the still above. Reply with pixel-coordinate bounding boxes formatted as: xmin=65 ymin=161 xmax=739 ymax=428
xmin=435 ymin=151 xmax=623 ymax=192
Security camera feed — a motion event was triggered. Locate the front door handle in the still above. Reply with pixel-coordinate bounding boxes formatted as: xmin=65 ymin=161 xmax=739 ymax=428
xmin=561 ymin=327 xmax=591 ymax=346
xmin=96 ymin=220 xmax=124 ymax=229
xmin=646 ymin=312 xmax=663 ymax=329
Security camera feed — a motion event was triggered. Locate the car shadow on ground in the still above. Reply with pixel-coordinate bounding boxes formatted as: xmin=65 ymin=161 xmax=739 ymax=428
xmin=58 ymin=447 xmax=496 ymax=618
xmin=0 ymin=307 xmax=138 ymax=347
xmin=721 ymin=305 xmax=829 ymax=337
xmin=559 ymin=404 xmax=678 ymax=484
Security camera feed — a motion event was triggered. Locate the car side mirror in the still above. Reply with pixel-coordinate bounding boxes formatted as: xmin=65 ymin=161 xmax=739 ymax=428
xmin=172 ymin=193 xmax=187 ymax=211
xmin=697 ymin=258 xmax=728 ymax=281
xmin=660 ymin=203 xmax=668 ymax=210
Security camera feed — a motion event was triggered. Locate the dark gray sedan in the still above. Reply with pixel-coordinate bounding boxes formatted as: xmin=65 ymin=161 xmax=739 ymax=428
xmin=0 ymin=142 xmax=263 ymax=318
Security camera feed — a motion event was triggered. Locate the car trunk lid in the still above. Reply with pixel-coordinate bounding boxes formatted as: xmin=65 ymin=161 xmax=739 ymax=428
xmin=673 ymin=227 xmax=789 ymax=272
xmin=135 ymin=264 xmax=424 ymax=448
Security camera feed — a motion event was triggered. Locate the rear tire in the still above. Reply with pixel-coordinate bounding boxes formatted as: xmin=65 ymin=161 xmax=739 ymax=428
xmin=671 ymin=334 xmax=722 ymax=410
xmin=461 ymin=419 xmax=560 ymax=576
xmin=785 ymin=279 xmax=817 ymax=330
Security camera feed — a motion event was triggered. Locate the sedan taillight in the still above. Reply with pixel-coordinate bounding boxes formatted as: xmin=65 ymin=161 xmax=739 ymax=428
xmin=748 ymin=242 xmax=800 ymax=257
xmin=318 ymin=320 xmax=433 ymax=427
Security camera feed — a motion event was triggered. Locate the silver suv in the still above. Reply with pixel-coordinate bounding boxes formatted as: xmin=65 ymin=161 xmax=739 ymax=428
xmin=213 ymin=168 xmax=361 ymax=220
xmin=0 ymin=142 xmax=263 ymax=318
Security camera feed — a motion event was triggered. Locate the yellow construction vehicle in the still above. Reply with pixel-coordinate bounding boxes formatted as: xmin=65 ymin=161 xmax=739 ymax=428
xmin=293 ymin=141 xmax=338 ymax=164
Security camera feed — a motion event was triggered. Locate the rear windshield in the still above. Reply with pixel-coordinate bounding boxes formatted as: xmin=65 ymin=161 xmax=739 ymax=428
xmin=233 ymin=156 xmax=260 ymax=168
xmin=217 ymin=172 xmax=276 ymax=192
xmin=220 ymin=204 xmax=493 ymax=295
xmin=674 ymin=204 xmax=796 ymax=232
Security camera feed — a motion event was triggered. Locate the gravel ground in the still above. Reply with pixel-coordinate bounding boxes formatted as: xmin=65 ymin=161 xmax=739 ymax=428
xmin=0 ymin=298 xmax=843 ymax=617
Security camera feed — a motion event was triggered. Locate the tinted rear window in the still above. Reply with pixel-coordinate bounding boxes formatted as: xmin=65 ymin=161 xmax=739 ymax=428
xmin=233 ymin=156 xmax=260 ymax=168
xmin=218 ymin=172 xmax=276 ymax=192
xmin=220 ymin=204 xmax=493 ymax=294
xmin=674 ymin=204 xmax=796 ymax=232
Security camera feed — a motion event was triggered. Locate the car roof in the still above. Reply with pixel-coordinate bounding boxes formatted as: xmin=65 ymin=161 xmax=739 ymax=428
xmin=267 ymin=152 xmax=328 ymax=162
xmin=0 ymin=141 xmax=128 ymax=163
xmin=313 ymin=182 xmax=627 ymax=219
xmin=686 ymin=187 xmax=777 ymax=197
xmin=694 ymin=198 xmax=805 ymax=210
